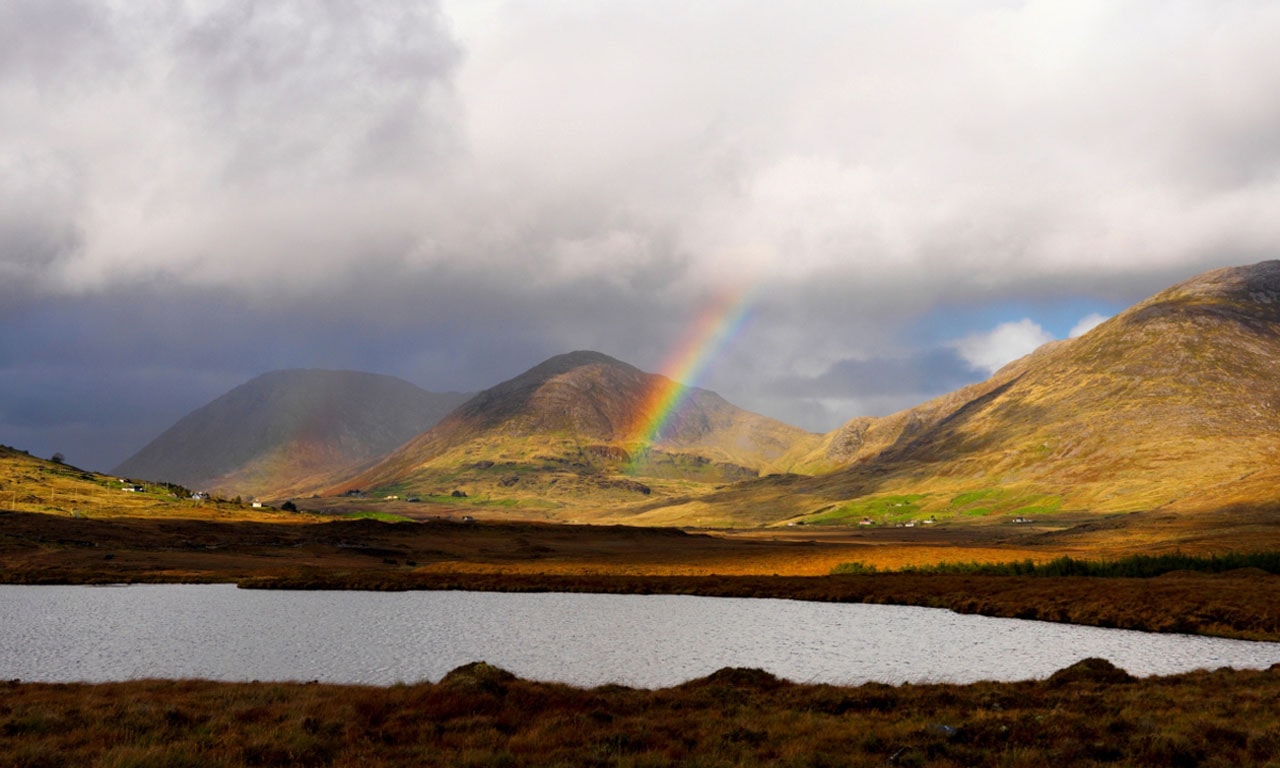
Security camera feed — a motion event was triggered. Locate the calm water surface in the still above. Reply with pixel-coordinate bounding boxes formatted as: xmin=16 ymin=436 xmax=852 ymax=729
xmin=3 ymin=584 xmax=1279 ymax=688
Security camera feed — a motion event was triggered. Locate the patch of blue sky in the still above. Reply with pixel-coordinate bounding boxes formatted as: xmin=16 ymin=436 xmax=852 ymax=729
xmin=906 ymin=298 xmax=1128 ymax=347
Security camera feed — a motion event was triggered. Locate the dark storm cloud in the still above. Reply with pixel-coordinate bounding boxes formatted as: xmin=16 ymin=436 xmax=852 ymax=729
xmin=0 ymin=273 xmax=694 ymax=471
xmin=0 ymin=362 xmax=218 ymax=474
xmin=773 ymin=349 xmax=980 ymax=402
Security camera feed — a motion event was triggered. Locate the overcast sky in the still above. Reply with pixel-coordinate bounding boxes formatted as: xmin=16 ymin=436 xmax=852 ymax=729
xmin=3 ymin=1 xmax=1278 ymax=471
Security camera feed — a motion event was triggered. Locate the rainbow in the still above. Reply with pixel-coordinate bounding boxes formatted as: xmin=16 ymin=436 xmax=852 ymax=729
xmin=628 ymin=283 xmax=757 ymax=455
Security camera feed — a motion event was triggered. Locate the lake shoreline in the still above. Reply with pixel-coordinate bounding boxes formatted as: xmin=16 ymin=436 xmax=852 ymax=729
xmin=4 ymin=509 xmax=1280 ymax=642
xmin=242 ymin=569 xmax=1280 ymax=643
xmin=4 ymin=567 xmax=1278 ymax=643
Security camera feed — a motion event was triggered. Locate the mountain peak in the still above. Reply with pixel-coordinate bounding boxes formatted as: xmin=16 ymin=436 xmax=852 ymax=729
xmin=1170 ymin=260 xmax=1280 ymax=300
xmin=331 ymin=351 xmax=819 ymax=503
xmin=113 ymin=370 xmax=470 ymax=498
xmin=488 ymin=351 xmax=636 ymax=392
xmin=445 ymin=351 xmax=650 ymax=440
xmin=539 ymin=350 xmax=630 ymax=371
xmin=1131 ymin=260 xmax=1280 ymax=322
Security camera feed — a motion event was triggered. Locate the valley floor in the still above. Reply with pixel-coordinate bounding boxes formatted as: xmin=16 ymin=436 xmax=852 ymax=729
xmin=4 ymin=506 xmax=1280 ymax=641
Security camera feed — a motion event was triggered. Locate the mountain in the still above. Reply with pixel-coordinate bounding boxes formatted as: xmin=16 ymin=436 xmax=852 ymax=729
xmin=330 ymin=351 xmax=820 ymax=507
xmin=113 ymin=370 xmax=471 ymax=500
xmin=627 ymin=261 xmax=1280 ymax=526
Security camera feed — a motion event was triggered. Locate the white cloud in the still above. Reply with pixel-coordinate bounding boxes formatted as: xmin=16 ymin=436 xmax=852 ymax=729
xmin=1069 ymin=312 xmax=1110 ymax=338
xmin=448 ymin=0 xmax=1280 ymax=291
xmin=952 ymin=319 xmax=1055 ymax=375
xmin=1 ymin=1 xmax=1276 ymax=304
xmin=0 ymin=1 xmax=462 ymax=295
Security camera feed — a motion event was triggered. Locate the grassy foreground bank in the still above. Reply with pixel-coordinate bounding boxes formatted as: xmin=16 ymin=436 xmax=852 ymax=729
xmin=4 ymin=660 xmax=1280 ymax=767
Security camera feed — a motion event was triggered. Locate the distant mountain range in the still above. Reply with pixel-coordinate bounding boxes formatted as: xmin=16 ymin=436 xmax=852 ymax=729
xmin=112 ymin=370 xmax=470 ymax=499
xmin=104 ymin=261 xmax=1280 ymax=528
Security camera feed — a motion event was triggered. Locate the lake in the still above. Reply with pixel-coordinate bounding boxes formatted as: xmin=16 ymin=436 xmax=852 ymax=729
xmin=3 ymin=584 xmax=1279 ymax=688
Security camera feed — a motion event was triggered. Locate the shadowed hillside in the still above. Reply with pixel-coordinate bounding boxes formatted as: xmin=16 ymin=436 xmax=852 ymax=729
xmin=330 ymin=351 xmax=820 ymax=508
xmin=626 ymin=261 xmax=1280 ymax=526
xmin=114 ymin=370 xmax=470 ymax=500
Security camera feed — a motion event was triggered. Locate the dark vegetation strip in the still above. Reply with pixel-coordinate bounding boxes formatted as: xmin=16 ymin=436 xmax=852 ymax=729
xmin=236 ymin=569 xmax=1280 ymax=642
xmin=3 ymin=659 xmax=1280 ymax=767
xmin=0 ymin=570 xmax=224 ymax=586
xmin=832 ymin=550 xmax=1280 ymax=577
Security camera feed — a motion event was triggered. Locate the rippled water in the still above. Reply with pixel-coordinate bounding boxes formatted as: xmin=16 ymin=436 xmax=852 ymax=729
xmin=3 ymin=584 xmax=1279 ymax=688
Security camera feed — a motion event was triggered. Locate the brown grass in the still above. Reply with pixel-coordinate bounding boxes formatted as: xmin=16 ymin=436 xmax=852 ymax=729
xmin=3 ymin=661 xmax=1280 ymax=767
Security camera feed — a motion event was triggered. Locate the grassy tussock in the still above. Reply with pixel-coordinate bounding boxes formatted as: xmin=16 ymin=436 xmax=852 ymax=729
xmin=2 ymin=661 xmax=1279 ymax=767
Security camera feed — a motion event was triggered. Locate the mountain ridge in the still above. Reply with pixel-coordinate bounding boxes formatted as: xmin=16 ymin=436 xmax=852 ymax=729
xmin=624 ymin=261 xmax=1280 ymax=526
xmin=101 ymin=261 xmax=1280 ymax=529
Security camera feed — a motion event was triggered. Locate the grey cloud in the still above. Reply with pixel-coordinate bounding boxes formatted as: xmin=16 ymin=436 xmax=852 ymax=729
xmin=773 ymin=349 xmax=981 ymax=402
xmin=8 ymin=2 xmax=1278 ymax=299
xmin=177 ymin=2 xmax=461 ymax=182
xmin=0 ymin=154 xmax=82 ymax=298
xmin=0 ymin=1 xmax=113 ymax=85
xmin=711 ymin=348 xmax=986 ymax=433
xmin=1 ymin=1 xmax=464 ymax=293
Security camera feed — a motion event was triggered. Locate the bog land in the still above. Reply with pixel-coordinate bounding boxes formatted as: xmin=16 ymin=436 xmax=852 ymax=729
xmin=4 ymin=660 xmax=1280 ymax=767
xmin=7 ymin=496 xmax=1280 ymax=764
xmin=5 ymin=497 xmax=1280 ymax=642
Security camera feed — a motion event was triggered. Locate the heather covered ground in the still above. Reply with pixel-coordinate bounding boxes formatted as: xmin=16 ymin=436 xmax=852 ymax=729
xmin=4 ymin=660 xmax=1279 ymax=767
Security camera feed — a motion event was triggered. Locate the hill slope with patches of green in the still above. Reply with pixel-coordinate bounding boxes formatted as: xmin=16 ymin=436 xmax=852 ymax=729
xmin=0 ymin=444 xmax=245 ymax=518
xmin=625 ymin=261 xmax=1280 ymax=526
xmin=329 ymin=351 xmax=821 ymax=511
